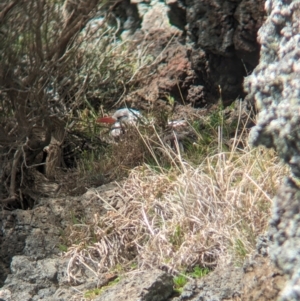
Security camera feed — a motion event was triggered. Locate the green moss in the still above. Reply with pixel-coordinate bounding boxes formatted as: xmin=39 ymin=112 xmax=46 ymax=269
xmin=173 ymin=266 xmax=210 ymax=294
xmin=58 ymin=244 xmax=68 ymax=252
xmin=84 ymin=277 xmax=120 ymax=300
xmin=190 ymin=266 xmax=210 ymax=278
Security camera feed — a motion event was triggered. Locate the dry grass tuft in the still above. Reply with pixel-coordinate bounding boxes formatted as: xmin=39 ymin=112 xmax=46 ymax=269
xmin=63 ymin=124 xmax=288 ymax=282
xmin=122 ymin=144 xmax=285 ymax=270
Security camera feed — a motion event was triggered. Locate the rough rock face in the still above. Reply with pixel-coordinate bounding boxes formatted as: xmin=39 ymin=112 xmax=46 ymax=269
xmin=245 ymin=0 xmax=300 ymax=177
xmin=0 ymin=183 xmax=124 ymax=300
xmin=172 ymin=265 xmax=243 ymax=301
xmin=244 ymin=0 xmax=300 ymax=299
xmin=0 ymin=206 xmax=61 ymax=286
xmin=241 ymin=249 xmax=285 ymax=301
xmin=122 ymin=0 xmax=265 ymax=106
xmin=95 ymin=270 xmax=173 ymax=301
xmin=268 ymin=178 xmax=300 ymax=300
xmin=186 ymin=0 xmax=265 ymax=103
xmin=3 ymin=256 xmax=66 ymax=301
xmin=173 ymin=242 xmax=285 ymax=301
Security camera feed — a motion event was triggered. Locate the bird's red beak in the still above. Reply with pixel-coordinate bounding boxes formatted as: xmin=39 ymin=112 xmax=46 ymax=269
xmin=96 ymin=116 xmax=117 ymax=124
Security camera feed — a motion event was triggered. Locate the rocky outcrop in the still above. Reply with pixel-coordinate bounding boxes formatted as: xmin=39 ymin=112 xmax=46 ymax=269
xmin=245 ymin=0 xmax=300 ymax=299
xmin=0 ymin=206 xmax=61 ymax=287
xmin=0 ymin=183 xmax=124 ymax=300
xmin=95 ymin=270 xmax=173 ymax=301
xmin=246 ymin=0 xmax=300 ymax=177
xmin=186 ymin=0 xmax=265 ymax=103
xmin=120 ymin=0 xmax=265 ymax=106
xmin=1 ymin=255 xmax=173 ymax=301
xmin=172 ymin=266 xmax=243 ymax=301
xmin=268 ymin=179 xmax=300 ymax=300
xmin=172 ymin=240 xmax=285 ymax=301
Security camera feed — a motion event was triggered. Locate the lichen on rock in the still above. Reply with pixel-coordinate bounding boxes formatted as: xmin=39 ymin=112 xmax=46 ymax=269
xmin=245 ymin=0 xmax=300 ymax=300
xmin=245 ymin=0 xmax=300 ymax=177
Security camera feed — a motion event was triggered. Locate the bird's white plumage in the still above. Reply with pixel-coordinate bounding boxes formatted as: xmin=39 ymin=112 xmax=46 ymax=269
xmin=100 ymin=108 xmax=193 ymax=152
xmin=112 ymin=108 xmax=142 ymax=123
xmin=110 ymin=108 xmax=142 ymax=137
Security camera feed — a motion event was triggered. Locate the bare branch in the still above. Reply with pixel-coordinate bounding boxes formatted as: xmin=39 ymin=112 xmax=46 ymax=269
xmin=35 ymin=0 xmax=46 ymax=62
xmin=0 ymin=1 xmax=18 ymax=25
xmin=8 ymin=147 xmax=22 ymax=200
xmin=48 ymin=0 xmax=99 ymax=60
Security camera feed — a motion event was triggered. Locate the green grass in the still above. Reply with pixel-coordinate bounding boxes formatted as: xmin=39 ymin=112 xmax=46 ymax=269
xmin=173 ymin=266 xmax=210 ymax=294
xmin=233 ymin=238 xmax=248 ymax=266
xmin=169 ymin=225 xmax=184 ymax=249
xmin=190 ymin=266 xmax=210 ymax=278
xmin=58 ymin=244 xmax=68 ymax=252
xmin=84 ymin=288 xmax=103 ymax=300
xmin=173 ymin=275 xmax=188 ymax=293
xmin=84 ymin=277 xmax=120 ymax=300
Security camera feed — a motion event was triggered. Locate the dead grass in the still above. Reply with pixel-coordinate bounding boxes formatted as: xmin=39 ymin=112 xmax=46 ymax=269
xmin=63 ymin=122 xmax=288 ymax=283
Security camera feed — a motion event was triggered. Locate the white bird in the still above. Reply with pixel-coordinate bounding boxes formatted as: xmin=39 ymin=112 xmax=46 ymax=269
xmin=97 ymin=108 xmax=143 ymax=138
xmin=97 ymin=108 xmax=195 ymax=151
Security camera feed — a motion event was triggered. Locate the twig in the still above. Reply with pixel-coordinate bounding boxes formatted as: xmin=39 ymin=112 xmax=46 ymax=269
xmin=0 ymin=1 xmax=18 ymax=25
xmin=141 ymin=205 xmax=155 ymax=236
xmin=9 ymin=147 xmax=22 ymax=199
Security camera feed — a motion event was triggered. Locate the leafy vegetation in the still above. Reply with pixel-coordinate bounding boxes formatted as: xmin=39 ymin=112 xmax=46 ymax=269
xmin=173 ymin=275 xmax=188 ymax=293
xmin=191 ymin=266 xmax=210 ymax=278
xmin=0 ymin=0 xmax=155 ymax=205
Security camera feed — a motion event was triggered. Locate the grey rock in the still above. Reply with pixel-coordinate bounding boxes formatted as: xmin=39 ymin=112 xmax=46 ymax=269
xmin=174 ymin=266 xmax=243 ymax=301
xmin=122 ymin=0 xmax=264 ymax=105
xmin=94 ymin=269 xmax=173 ymax=301
xmin=186 ymin=0 xmax=265 ymax=103
xmin=268 ymin=178 xmax=300 ymax=301
xmin=173 ymin=244 xmax=285 ymax=301
xmin=3 ymin=256 xmax=61 ymax=301
xmin=0 ymin=182 xmax=120 ymax=286
xmin=0 ymin=207 xmax=61 ymax=286
xmin=245 ymin=0 xmax=300 ymax=177
xmin=0 ymin=184 xmax=124 ymax=300
xmin=3 ymin=1 xmax=297 ymax=299
xmin=0 ymin=289 xmax=12 ymax=301
xmin=245 ymin=0 xmax=300 ymax=299
xmin=140 ymin=1 xmax=182 ymax=35
xmin=256 ymin=234 xmax=269 ymax=257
